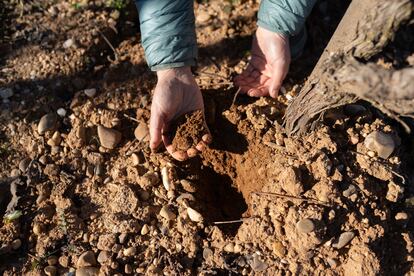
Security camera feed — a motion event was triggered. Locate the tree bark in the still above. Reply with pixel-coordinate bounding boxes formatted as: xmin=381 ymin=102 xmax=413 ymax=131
xmin=284 ymin=0 xmax=413 ymax=136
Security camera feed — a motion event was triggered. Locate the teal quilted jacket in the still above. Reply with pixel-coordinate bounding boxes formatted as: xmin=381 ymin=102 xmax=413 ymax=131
xmin=135 ymin=0 xmax=317 ymax=71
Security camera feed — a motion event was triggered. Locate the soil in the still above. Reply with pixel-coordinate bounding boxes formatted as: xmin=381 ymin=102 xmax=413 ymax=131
xmin=1 ymin=0 xmax=414 ymax=275
xmin=171 ymin=111 xmax=206 ymax=152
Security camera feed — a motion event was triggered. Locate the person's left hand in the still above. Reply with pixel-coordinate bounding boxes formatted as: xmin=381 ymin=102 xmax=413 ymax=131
xmin=234 ymin=26 xmax=291 ymax=98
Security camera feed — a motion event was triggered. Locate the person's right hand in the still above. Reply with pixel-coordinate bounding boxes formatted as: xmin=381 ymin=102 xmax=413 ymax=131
xmin=149 ymin=67 xmax=212 ymax=161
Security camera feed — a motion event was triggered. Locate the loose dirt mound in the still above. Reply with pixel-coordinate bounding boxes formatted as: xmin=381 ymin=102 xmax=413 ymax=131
xmin=171 ymin=110 xmax=206 ymax=151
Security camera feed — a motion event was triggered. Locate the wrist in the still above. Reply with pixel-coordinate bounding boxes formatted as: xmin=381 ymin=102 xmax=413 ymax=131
xmin=156 ymin=66 xmax=192 ymax=79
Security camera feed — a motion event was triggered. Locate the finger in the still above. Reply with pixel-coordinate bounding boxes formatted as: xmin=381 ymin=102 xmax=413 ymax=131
xmin=149 ymin=112 xmax=165 ymax=150
xmin=269 ymin=62 xmax=288 ymax=98
xmin=195 ymin=141 xmax=207 ymax=152
xmin=247 ymin=88 xmax=267 ymax=97
xmin=172 ymin=150 xmax=188 ymax=161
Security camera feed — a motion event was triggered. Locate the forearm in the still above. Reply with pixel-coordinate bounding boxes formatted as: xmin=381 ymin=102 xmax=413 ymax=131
xmin=135 ymin=0 xmax=197 ymax=71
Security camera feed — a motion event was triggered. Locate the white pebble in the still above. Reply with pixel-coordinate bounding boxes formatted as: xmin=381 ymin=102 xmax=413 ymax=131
xmin=57 ymin=108 xmax=67 ymax=117
xmin=84 ymin=88 xmax=97 ymax=98
xmin=187 ymin=207 xmax=203 ymax=222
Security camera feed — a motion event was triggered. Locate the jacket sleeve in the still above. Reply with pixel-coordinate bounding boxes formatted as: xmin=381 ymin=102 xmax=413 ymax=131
xmin=257 ymin=0 xmax=317 ymax=36
xmin=135 ymin=0 xmax=197 ymax=71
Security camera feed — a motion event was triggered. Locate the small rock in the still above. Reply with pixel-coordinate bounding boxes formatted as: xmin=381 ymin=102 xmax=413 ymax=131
xmin=0 ymin=88 xmax=13 ymax=100
xmin=47 ymin=256 xmax=58 ymax=266
xmin=326 ymin=258 xmax=338 ymax=268
xmin=97 ymin=125 xmax=122 ymax=149
xmin=141 ymin=224 xmax=150 ymax=235
xmin=386 ymin=181 xmax=404 ymax=202
xmin=97 ymin=251 xmax=111 ymax=264
xmin=333 ymin=231 xmax=355 ymax=249
xmin=75 ymin=267 xmax=99 ymax=276
xmin=224 ymin=242 xmax=235 ymax=253
xmin=280 ymin=167 xmax=303 ymax=196
xmin=124 ymin=264 xmax=133 ymax=274
xmin=395 ymin=212 xmax=408 ymax=221
xmin=131 ymin=153 xmax=144 ymax=166
xmin=57 ymin=108 xmax=67 ymax=117
xmin=272 ymin=241 xmax=286 ymax=258
xmin=47 ymin=131 xmax=62 ymax=146
xmin=187 ymin=207 xmax=203 ymax=222
xmin=197 ymin=10 xmax=211 ymax=23
xmin=32 ymin=222 xmax=45 ymax=235
xmin=180 ymin=179 xmax=196 ymax=193
xmin=38 ymin=113 xmax=58 ymax=135
xmin=118 ymin=233 xmax=128 ymax=244
xmin=364 ymin=131 xmax=395 ymax=159
xmin=159 ymin=205 xmax=176 ymax=221
xmin=203 ymin=248 xmax=213 ymax=261
xmin=250 ymin=254 xmax=268 ymax=272
xmin=11 ymin=239 xmax=21 ymax=250
xmin=19 ymin=158 xmax=31 ymax=172
xmin=44 ymin=265 xmax=57 ymax=276
xmin=63 ymin=38 xmax=75 ymax=49
xmin=343 ymin=184 xmax=357 ymax=197
xmin=76 ymin=251 xmax=97 ymax=268
xmin=84 ymin=88 xmax=97 ymax=98
xmin=123 ymin=247 xmax=136 ymax=257
xmin=296 ymin=218 xmax=315 ymax=233
xmin=59 ymin=255 xmax=69 ymax=268
xmin=134 ymin=122 xmax=149 ymax=142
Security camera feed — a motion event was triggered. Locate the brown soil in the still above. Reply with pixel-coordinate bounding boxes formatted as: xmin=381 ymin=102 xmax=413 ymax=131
xmin=171 ymin=110 xmax=206 ymax=151
xmin=1 ymin=0 xmax=414 ymax=275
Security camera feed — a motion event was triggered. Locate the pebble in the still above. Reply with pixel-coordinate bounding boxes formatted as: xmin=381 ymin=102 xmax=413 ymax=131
xmin=97 ymin=251 xmax=111 ymax=264
xmin=47 ymin=255 xmax=58 ymax=266
xmin=47 ymin=131 xmax=61 ymax=146
xmin=123 ymin=247 xmax=136 ymax=257
xmin=176 ymin=193 xmax=195 ymax=204
xmin=386 ymin=181 xmax=404 ymax=202
xmin=97 ymin=125 xmax=122 ymax=149
xmin=63 ymin=38 xmax=75 ymax=49
xmin=364 ymin=131 xmax=395 ymax=159
xmin=395 ymin=212 xmax=408 ymax=221
xmin=197 ymin=10 xmax=211 ymax=23
xmin=180 ymin=179 xmax=196 ymax=193
xmin=124 ymin=264 xmax=133 ymax=274
xmin=57 ymin=108 xmax=67 ymax=117
xmin=59 ymin=255 xmax=69 ymax=268
xmin=187 ymin=207 xmax=203 ymax=222
xmin=342 ymin=184 xmax=356 ymax=197
xmin=76 ymin=251 xmax=97 ymax=268
xmin=11 ymin=239 xmax=21 ymax=250
xmin=118 ymin=233 xmax=128 ymax=244
xmin=19 ymin=158 xmax=31 ymax=172
xmin=38 ymin=113 xmax=58 ymax=135
xmin=296 ymin=218 xmax=315 ymax=233
xmin=224 ymin=242 xmax=235 ymax=253
xmin=333 ymin=231 xmax=355 ymax=249
xmin=0 ymin=88 xmax=13 ymax=100
xmin=326 ymin=257 xmax=338 ymax=268
xmin=32 ymin=223 xmax=44 ymax=235
xmin=203 ymin=248 xmax=213 ymax=261
xmin=159 ymin=205 xmax=176 ymax=220
xmin=131 ymin=153 xmax=143 ymax=166
xmin=44 ymin=265 xmax=57 ymax=276
xmin=272 ymin=241 xmax=286 ymax=258
xmin=250 ymin=255 xmax=268 ymax=272
xmin=134 ymin=122 xmax=149 ymax=142
xmin=75 ymin=267 xmax=99 ymax=276
xmin=141 ymin=224 xmax=150 ymax=235
xmin=84 ymin=88 xmax=97 ymax=98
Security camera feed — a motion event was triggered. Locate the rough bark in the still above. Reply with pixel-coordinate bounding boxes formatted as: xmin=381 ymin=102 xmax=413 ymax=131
xmin=284 ymin=0 xmax=413 ymax=135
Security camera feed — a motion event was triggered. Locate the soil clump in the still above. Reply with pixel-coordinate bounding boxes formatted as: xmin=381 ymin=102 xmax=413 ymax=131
xmin=171 ymin=110 xmax=207 ymax=151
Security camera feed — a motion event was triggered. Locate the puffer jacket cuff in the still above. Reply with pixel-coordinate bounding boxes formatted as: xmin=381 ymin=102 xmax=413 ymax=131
xmin=136 ymin=0 xmax=197 ymax=71
xmin=257 ymin=0 xmax=317 ymax=37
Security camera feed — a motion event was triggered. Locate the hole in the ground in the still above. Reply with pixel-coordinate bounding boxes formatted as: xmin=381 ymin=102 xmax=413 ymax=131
xmin=180 ymin=158 xmax=248 ymax=237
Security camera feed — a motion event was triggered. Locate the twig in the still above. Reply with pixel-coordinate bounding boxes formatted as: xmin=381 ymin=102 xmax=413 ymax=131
xmin=231 ymin=87 xmax=241 ymax=106
xmin=123 ymin=113 xmax=139 ymax=122
xmin=251 ymin=191 xmax=332 ymax=207
xmin=98 ymin=30 xmax=118 ymax=61
xmin=213 ymin=217 xmax=254 ymax=225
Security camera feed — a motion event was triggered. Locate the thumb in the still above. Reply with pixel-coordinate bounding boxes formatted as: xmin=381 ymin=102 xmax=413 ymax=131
xmin=269 ymin=62 xmax=287 ymax=98
xmin=149 ymin=110 xmax=165 ymax=150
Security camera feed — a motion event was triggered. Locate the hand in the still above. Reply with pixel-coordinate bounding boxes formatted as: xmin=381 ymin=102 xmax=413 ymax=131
xmin=149 ymin=67 xmax=212 ymax=161
xmin=234 ymin=26 xmax=291 ymax=98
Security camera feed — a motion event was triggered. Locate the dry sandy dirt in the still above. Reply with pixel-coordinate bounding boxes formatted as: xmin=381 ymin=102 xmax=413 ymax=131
xmin=1 ymin=0 xmax=414 ymax=275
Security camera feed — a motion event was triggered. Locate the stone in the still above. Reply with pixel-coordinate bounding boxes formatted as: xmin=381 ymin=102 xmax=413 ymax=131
xmin=296 ymin=218 xmax=315 ymax=233
xmin=47 ymin=256 xmax=58 ymax=266
xmin=203 ymin=248 xmax=213 ymax=261
xmin=44 ymin=266 xmax=57 ymax=276
xmin=272 ymin=241 xmax=286 ymax=258
xmin=131 ymin=153 xmax=144 ymax=166
xmin=141 ymin=224 xmax=150 ymax=235
xmin=32 ymin=222 xmax=45 ymax=235
xmin=97 ymin=125 xmax=122 ymax=149
xmin=123 ymin=247 xmax=136 ymax=257
xmin=76 ymin=251 xmax=97 ymax=268
xmin=63 ymin=38 xmax=75 ymax=49
xmin=364 ymin=131 xmax=395 ymax=159
xmin=280 ymin=167 xmax=303 ymax=196
xmin=250 ymin=254 xmax=268 ymax=272
xmin=343 ymin=184 xmax=357 ymax=197
xmin=38 ymin=113 xmax=58 ymax=135
xmin=0 ymin=88 xmax=13 ymax=100
xmin=57 ymin=108 xmax=67 ymax=117
xmin=395 ymin=212 xmax=408 ymax=221
xmin=84 ymin=88 xmax=97 ymax=98
xmin=75 ymin=267 xmax=99 ymax=276
xmin=97 ymin=251 xmax=111 ymax=264
xmin=134 ymin=122 xmax=149 ymax=142
xmin=187 ymin=207 xmax=203 ymax=222
xmin=159 ymin=205 xmax=176 ymax=220
xmin=59 ymin=255 xmax=69 ymax=268
xmin=180 ymin=179 xmax=196 ymax=193
xmin=386 ymin=181 xmax=404 ymax=202
xmin=11 ymin=239 xmax=21 ymax=250
xmin=224 ymin=243 xmax=235 ymax=253
xmin=124 ymin=264 xmax=133 ymax=274
xmin=19 ymin=158 xmax=31 ymax=172
xmin=333 ymin=231 xmax=355 ymax=249
xmin=47 ymin=131 xmax=61 ymax=146
xmin=118 ymin=233 xmax=128 ymax=244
